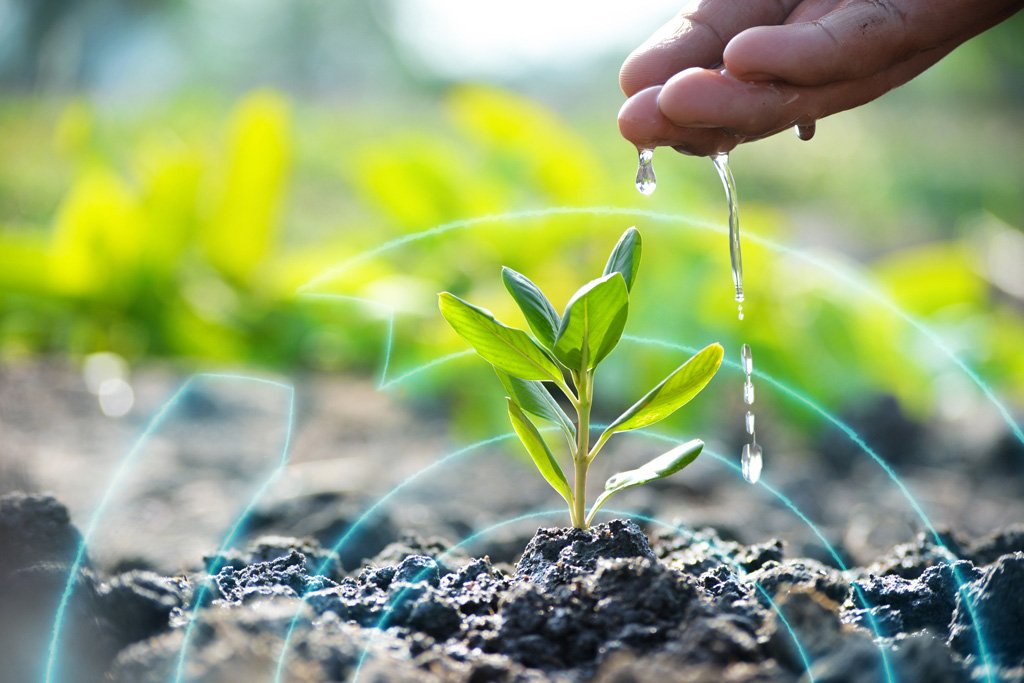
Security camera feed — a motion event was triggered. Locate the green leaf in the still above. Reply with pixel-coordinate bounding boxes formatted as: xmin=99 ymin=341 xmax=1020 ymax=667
xmin=603 ymin=342 xmax=723 ymax=435
xmin=603 ymin=227 xmax=642 ymax=292
xmin=506 ymin=399 xmax=574 ymax=507
xmin=587 ymin=439 xmax=703 ymax=525
xmin=553 ymin=273 xmax=629 ymax=371
xmin=439 ymin=292 xmax=565 ymax=383
xmin=495 ymin=369 xmax=575 ymax=443
xmin=502 ymin=267 xmax=560 ymax=348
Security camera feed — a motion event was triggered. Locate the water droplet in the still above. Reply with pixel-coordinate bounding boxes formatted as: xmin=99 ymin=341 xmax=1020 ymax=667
xmin=635 ymin=148 xmax=656 ymax=195
xmin=711 ymin=153 xmax=743 ymax=304
xmin=737 ymin=304 xmax=744 ymax=320
xmin=745 ymin=411 xmax=755 ymax=435
xmin=742 ymin=442 xmax=763 ymax=484
xmin=740 ymin=344 xmax=753 ymax=375
xmin=795 ymin=122 xmax=816 ymax=141
xmin=743 ymin=377 xmax=755 ymax=405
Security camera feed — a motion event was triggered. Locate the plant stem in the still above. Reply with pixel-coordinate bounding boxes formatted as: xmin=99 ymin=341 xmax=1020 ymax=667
xmin=572 ymin=369 xmax=592 ymax=529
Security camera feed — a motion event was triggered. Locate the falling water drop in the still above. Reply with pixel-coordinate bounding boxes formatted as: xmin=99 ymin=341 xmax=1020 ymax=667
xmin=711 ymin=153 xmax=743 ymax=305
xmin=709 ymin=163 xmax=763 ymax=485
xmin=795 ymin=122 xmax=816 ymax=141
xmin=741 ymin=442 xmax=763 ymax=483
xmin=739 ymin=343 xmax=762 ymax=483
xmin=635 ymin=148 xmax=656 ymax=195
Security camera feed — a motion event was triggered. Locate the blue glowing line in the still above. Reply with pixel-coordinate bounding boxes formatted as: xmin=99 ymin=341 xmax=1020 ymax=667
xmin=299 ymin=291 xmax=470 ymax=392
xmin=379 ymin=313 xmax=396 ymax=389
xmin=271 ymin=431 xmax=520 ymax=683
xmin=296 ymin=208 xmax=724 ymax=293
xmin=378 ymin=350 xmax=475 ymax=390
xmin=623 ymin=335 xmax=994 ymax=681
xmin=349 ymin=507 xmax=815 ymax=683
xmin=300 ymin=291 xmax=391 ymax=310
xmin=44 ymin=374 xmax=294 ymax=683
xmin=170 ymin=382 xmax=297 ymax=683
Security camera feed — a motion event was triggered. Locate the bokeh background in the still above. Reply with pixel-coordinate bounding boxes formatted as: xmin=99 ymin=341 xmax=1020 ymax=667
xmin=1 ymin=0 xmax=1023 ymax=563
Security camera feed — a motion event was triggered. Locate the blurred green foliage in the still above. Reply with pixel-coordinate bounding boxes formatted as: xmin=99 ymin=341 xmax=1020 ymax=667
xmin=0 ymin=71 xmax=1021 ymax=441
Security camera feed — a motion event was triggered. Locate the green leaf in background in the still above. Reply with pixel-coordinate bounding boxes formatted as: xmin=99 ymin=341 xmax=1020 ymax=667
xmin=506 ymin=398 xmax=574 ymax=507
xmin=439 ymin=292 xmax=564 ymax=383
xmin=502 ymin=266 xmax=560 ymax=348
xmin=553 ymin=273 xmax=628 ymax=371
xmin=202 ymin=91 xmax=290 ymax=284
xmin=603 ymin=227 xmax=642 ymax=292
xmin=586 ymin=439 xmax=703 ymax=525
xmin=603 ymin=342 xmax=723 ymax=435
xmin=495 ymin=369 xmax=575 ymax=443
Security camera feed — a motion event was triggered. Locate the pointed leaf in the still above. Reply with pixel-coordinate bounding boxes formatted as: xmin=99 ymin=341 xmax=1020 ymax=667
xmin=587 ymin=440 xmax=703 ymax=525
xmin=603 ymin=227 xmax=642 ymax=292
xmin=439 ymin=292 xmax=564 ymax=383
xmin=495 ymin=369 xmax=575 ymax=443
xmin=553 ymin=273 xmax=629 ymax=371
xmin=604 ymin=342 xmax=723 ymax=435
xmin=502 ymin=267 xmax=560 ymax=348
xmin=507 ymin=399 xmax=574 ymax=506
xmin=603 ymin=439 xmax=704 ymax=492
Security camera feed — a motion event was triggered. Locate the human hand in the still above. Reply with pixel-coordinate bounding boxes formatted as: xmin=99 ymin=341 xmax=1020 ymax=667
xmin=618 ymin=0 xmax=1023 ymax=156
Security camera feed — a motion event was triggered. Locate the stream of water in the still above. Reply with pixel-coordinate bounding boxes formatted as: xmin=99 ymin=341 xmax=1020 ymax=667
xmin=634 ymin=148 xmax=762 ymax=483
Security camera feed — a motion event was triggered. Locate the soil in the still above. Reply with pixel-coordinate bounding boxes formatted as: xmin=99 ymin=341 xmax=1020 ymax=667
xmin=2 ymin=492 xmax=1023 ymax=682
xmin=1 ymin=360 xmax=1023 ymax=682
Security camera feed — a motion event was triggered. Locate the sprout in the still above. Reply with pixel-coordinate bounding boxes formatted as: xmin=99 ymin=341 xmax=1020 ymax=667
xmin=439 ymin=227 xmax=723 ymax=529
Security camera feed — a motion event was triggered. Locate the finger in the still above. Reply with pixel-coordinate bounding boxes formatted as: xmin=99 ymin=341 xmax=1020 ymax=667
xmin=618 ymin=85 xmax=741 ymax=156
xmin=731 ymin=0 xmax=1024 ymax=85
xmin=658 ymin=68 xmax=810 ymax=132
xmin=658 ymin=45 xmax=952 ymax=138
xmin=619 ymin=0 xmax=802 ymax=96
xmin=726 ymin=4 xmax=911 ymax=85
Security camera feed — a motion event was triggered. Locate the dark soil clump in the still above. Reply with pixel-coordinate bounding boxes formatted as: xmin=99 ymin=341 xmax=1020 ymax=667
xmin=949 ymin=552 xmax=1024 ymax=670
xmin=513 ymin=519 xmax=655 ymax=588
xmin=0 ymin=492 xmax=84 ymax=574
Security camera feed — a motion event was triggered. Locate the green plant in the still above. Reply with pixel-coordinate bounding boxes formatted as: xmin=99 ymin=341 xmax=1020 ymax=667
xmin=439 ymin=227 xmax=724 ymax=529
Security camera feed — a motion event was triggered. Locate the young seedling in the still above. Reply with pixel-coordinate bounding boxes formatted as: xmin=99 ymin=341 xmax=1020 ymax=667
xmin=439 ymin=228 xmax=723 ymax=529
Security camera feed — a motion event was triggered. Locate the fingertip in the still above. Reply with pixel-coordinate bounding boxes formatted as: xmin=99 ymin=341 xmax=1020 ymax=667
xmin=618 ymin=85 xmax=683 ymax=148
xmin=722 ymin=26 xmax=785 ymax=82
xmin=619 ymin=49 xmax=657 ymax=97
xmin=656 ymin=67 xmax=730 ymax=127
xmin=619 ymin=42 xmax=696 ymax=97
xmin=618 ymin=82 xmax=741 ymax=157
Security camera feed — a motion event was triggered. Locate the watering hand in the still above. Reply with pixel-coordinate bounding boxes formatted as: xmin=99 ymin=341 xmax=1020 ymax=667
xmin=617 ymin=0 xmax=1023 ymax=156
